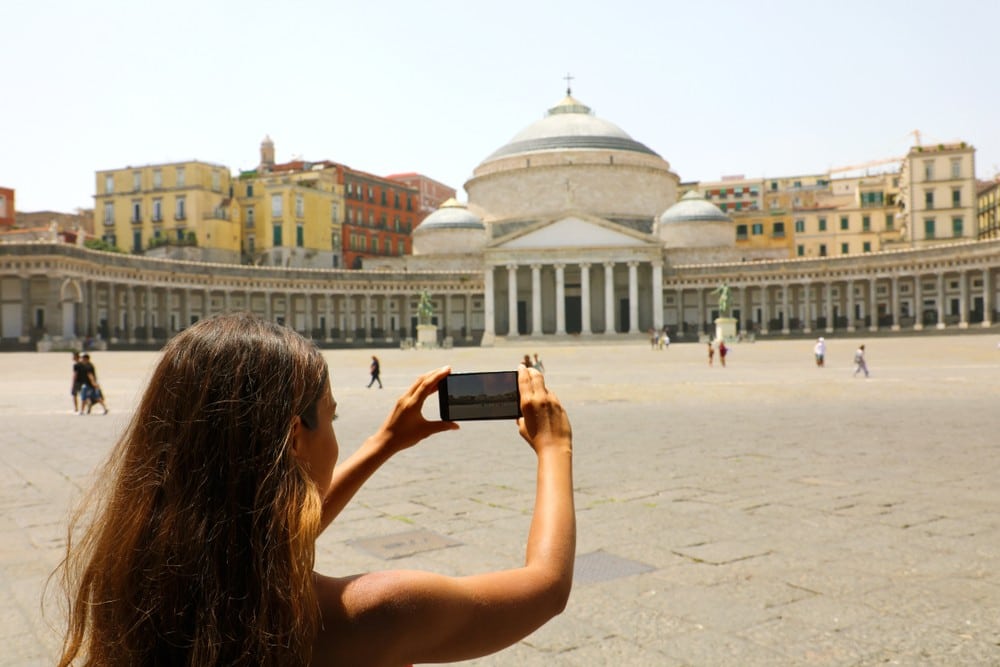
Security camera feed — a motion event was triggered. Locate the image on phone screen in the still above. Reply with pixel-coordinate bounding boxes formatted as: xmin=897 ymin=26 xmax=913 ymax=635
xmin=439 ymin=371 xmax=521 ymax=421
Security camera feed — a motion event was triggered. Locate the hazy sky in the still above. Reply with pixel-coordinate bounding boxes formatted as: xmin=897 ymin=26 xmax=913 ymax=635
xmin=4 ymin=0 xmax=999 ymax=213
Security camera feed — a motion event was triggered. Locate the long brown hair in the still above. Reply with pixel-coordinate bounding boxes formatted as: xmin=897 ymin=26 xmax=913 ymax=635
xmin=56 ymin=313 xmax=328 ymax=666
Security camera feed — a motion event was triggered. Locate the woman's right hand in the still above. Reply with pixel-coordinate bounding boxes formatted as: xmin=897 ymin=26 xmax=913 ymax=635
xmin=516 ymin=366 xmax=572 ymax=455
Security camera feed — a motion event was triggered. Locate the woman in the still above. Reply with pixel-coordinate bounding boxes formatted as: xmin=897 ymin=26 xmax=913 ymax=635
xmin=56 ymin=313 xmax=574 ymax=666
xmin=367 ymin=354 xmax=382 ymax=388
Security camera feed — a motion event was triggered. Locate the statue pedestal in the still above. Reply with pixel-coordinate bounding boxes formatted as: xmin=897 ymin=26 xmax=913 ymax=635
xmin=416 ymin=324 xmax=438 ymax=348
xmin=714 ymin=317 xmax=737 ymax=343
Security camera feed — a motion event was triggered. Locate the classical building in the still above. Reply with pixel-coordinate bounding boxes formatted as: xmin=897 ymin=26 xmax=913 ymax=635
xmin=1 ymin=92 xmax=997 ymax=349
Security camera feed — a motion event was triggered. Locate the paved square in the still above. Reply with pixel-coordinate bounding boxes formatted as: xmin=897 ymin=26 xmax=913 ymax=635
xmin=2 ymin=334 xmax=1000 ymax=665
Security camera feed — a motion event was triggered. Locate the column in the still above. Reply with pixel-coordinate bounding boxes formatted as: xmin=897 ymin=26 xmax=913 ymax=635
xmin=760 ymin=285 xmax=770 ymax=335
xmin=555 ymin=264 xmax=566 ymax=335
xmin=825 ymin=282 xmax=834 ymax=334
xmin=676 ymin=287 xmax=684 ymax=336
xmin=401 ymin=293 xmax=411 ymax=339
xmin=651 ymin=261 xmax=663 ymax=332
xmin=846 ymin=279 xmax=855 ymax=332
xmin=506 ymin=264 xmax=519 ymax=337
xmin=306 ymin=292 xmax=315 ymax=337
xmin=959 ymin=271 xmax=969 ymax=328
xmin=580 ymin=263 xmax=592 ymax=335
xmin=627 ymin=262 xmax=638 ymax=334
xmin=364 ymin=293 xmax=373 ymax=341
xmin=781 ymin=283 xmax=790 ymax=334
xmin=180 ymin=288 xmax=190 ymax=332
xmin=223 ymin=290 xmax=231 ymax=314
xmin=146 ymin=286 xmax=155 ymax=343
xmin=983 ymin=268 xmax=993 ymax=327
xmin=464 ymin=293 xmax=473 ymax=340
xmin=126 ymin=285 xmax=137 ymax=343
xmin=203 ymin=288 xmax=211 ymax=321
xmin=263 ymin=290 xmax=272 ymax=322
xmin=890 ymin=275 xmax=901 ymax=331
xmin=868 ymin=278 xmax=878 ymax=332
xmin=324 ymin=294 xmax=333 ymax=341
xmin=698 ymin=287 xmax=707 ymax=336
xmin=936 ymin=272 xmax=946 ymax=329
xmin=742 ymin=284 xmax=750 ymax=334
xmin=483 ymin=267 xmax=496 ymax=343
xmin=603 ymin=262 xmax=615 ymax=334
xmin=530 ymin=264 xmax=542 ymax=336
xmin=913 ymin=274 xmax=923 ymax=331
xmin=802 ymin=283 xmax=812 ymax=334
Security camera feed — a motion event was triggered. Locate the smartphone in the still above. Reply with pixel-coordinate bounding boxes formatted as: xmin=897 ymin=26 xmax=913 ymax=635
xmin=438 ymin=371 xmax=521 ymax=421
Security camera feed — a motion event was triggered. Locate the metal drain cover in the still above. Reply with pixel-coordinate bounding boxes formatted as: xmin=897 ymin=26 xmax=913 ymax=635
xmin=350 ymin=529 xmax=461 ymax=560
xmin=574 ymin=550 xmax=656 ymax=584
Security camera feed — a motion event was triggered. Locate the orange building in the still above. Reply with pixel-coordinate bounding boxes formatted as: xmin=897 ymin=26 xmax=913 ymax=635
xmin=0 ymin=187 xmax=15 ymax=227
xmin=385 ymin=172 xmax=456 ymax=224
xmin=342 ymin=168 xmax=419 ymax=269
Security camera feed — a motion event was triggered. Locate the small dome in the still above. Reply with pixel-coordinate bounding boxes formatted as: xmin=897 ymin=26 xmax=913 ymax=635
xmin=415 ymin=198 xmax=484 ymax=231
xmin=480 ymin=95 xmax=660 ymax=164
xmin=659 ymin=191 xmax=730 ymax=224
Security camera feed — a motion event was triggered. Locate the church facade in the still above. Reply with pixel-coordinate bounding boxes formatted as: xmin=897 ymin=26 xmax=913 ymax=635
xmin=1 ymin=93 xmax=998 ymax=348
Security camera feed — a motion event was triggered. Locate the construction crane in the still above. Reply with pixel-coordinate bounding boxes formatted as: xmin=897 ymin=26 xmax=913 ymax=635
xmin=828 ymin=156 xmax=904 ymax=174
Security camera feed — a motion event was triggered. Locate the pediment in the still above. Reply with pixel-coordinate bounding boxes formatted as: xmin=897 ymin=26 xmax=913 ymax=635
xmin=491 ymin=215 xmax=654 ymax=250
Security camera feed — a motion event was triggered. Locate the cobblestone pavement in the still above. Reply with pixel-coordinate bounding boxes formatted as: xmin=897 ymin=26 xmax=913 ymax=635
xmin=3 ymin=335 xmax=1000 ymax=666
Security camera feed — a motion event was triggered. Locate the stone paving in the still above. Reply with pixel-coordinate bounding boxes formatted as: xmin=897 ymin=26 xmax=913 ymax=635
xmin=2 ymin=334 xmax=1000 ymax=666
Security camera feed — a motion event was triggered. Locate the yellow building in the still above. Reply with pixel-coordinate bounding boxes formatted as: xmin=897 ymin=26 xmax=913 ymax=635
xmin=225 ymin=136 xmax=346 ymax=268
xmin=899 ymin=142 xmax=977 ymax=246
xmin=978 ymin=178 xmax=1000 ymax=240
xmin=94 ymin=160 xmax=238 ymax=262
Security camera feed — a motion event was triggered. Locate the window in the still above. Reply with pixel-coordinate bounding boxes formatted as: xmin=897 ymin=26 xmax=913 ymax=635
xmin=247 ymin=235 xmax=255 ymax=254
xmin=818 ymin=217 xmax=827 ymax=231
xmin=211 ymin=171 xmax=221 ymax=192
xmin=886 ymin=213 xmax=894 ymax=230
xmin=863 ymin=241 xmax=872 ymax=253
xmin=952 ymin=217 xmax=963 ymax=236
xmin=841 ymin=243 xmax=849 ymax=255
xmin=381 ymin=190 xmax=387 ymax=205
xmin=131 ymin=200 xmax=142 ymax=223
xmin=770 ymin=181 xmax=778 ymax=191
xmin=393 ymin=193 xmax=400 ymax=208
xmin=105 ymin=174 xmax=114 ymax=193
xmin=153 ymin=169 xmax=162 ymax=189
xmin=952 ymin=188 xmax=961 ymax=207
xmin=951 ymin=159 xmax=961 ymax=178
xmin=103 ymin=233 xmax=117 ymax=246
xmin=924 ymin=218 xmax=936 ymax=239
xmin=176 ymin=229 xmax=186 ymax=242
xmin=773 ymin=222 xmax=785 ymax=237
xmin=246 ymin=206 xmax=255 ymax=226
xmin=367 ymin=186 xmax=374 ymax=201
xmin=133 ymin=171 xmax=141 ymax=192
xmin=152 ymin=198 xmax=162 ymax=222
xmin=840 ymin=216 xmax=849 ymax=231
xmin=796 ymin=245 xmax=804 ymax=256
xmin=923 ymin=161 xmax=934 ymax=181
xmin=862 ymin=215 xmax=871 ymax=232
xmin=176 ymin=166 xmax=186 ymax=187
xmin=794 ymin=219 xmax=805 ymax=233
xmin=133 ymin=230 xmax=142 ymax=252
xmin=925 ymin=191 xmax=934 ymax=209
xmin=331 ymin=204 xmax=338 ymax=222
xmin=398 ymin=240 xmax=405 ymax=255
xmin=103 ymin=202 xmax=114 ymax=225
xmin=273 ymin=223 xmax=283 ymax=246
xmin=406 ymin=196 xmax=413 ymax=212
xmin=296 ymin=223 xmax=304 ymax=247
xmin=175 ymin=196 xmax=186 ymax=220
xmin=295 ymin=195 xmax=304 ymax=218
xmin=736 ymin=224 xmax=748 ymax=240
xmin=752 ymin=223 xmax=763 ymax=235
xmin=371 ymin=237 xmax=379 ymax=253
xmin=369 ymin=212 xmax=374 ymax=225
xmin=271 ymin=194 xmax=283 ymax=217
xmin=818 ymin=244 xmax=827 ymax=257
xmin=247 ymin=184 xmax=254 ymax=197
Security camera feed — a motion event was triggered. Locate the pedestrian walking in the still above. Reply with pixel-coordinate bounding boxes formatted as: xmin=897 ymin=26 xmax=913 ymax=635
xmin=533 ymin=353 xmax=545 ymax=374
xmin=367 ymin=355 xmax=382 ymax=388
xmin=853 ymin=344 xmax=869 ymax=378
xmin=718 ymin=340 xmax=728 ymax=367
xmin=79 ymin=353 xmax=109 ymax=415
xmin=814 ymin=337 xmax=826 ymax=367
xmin=70 ymin=351 xmax=86 ymax=413
xmin=707 ymin=341 xmax=715 ymax=366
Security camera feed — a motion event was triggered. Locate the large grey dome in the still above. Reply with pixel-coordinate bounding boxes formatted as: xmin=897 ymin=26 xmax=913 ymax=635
xmin=659 ymin=191 xmax=731 ymax=224
xmin=482 ymin=95 xmax=660 ymax=163
xmin=415 ymin=198 xmax=484 ymax=231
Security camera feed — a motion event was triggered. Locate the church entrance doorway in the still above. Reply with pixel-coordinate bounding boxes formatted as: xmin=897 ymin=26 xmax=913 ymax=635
xmin=517 ymin=301 xmax=528 ymax=335
xmin=565 ymin=296 xmax=581 ymax=334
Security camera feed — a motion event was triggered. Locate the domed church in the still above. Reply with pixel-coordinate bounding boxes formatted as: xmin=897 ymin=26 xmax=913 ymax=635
xmin=382 ymin=87 xmax=769 ymax=343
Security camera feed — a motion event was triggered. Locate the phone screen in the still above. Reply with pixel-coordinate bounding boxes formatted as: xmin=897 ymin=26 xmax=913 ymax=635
xmin=438 ymin=371 xmax=521 ymax=421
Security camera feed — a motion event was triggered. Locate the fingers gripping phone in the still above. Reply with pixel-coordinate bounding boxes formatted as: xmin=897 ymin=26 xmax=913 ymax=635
xmin=438 ymin=371 xmax=522 ymax=421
